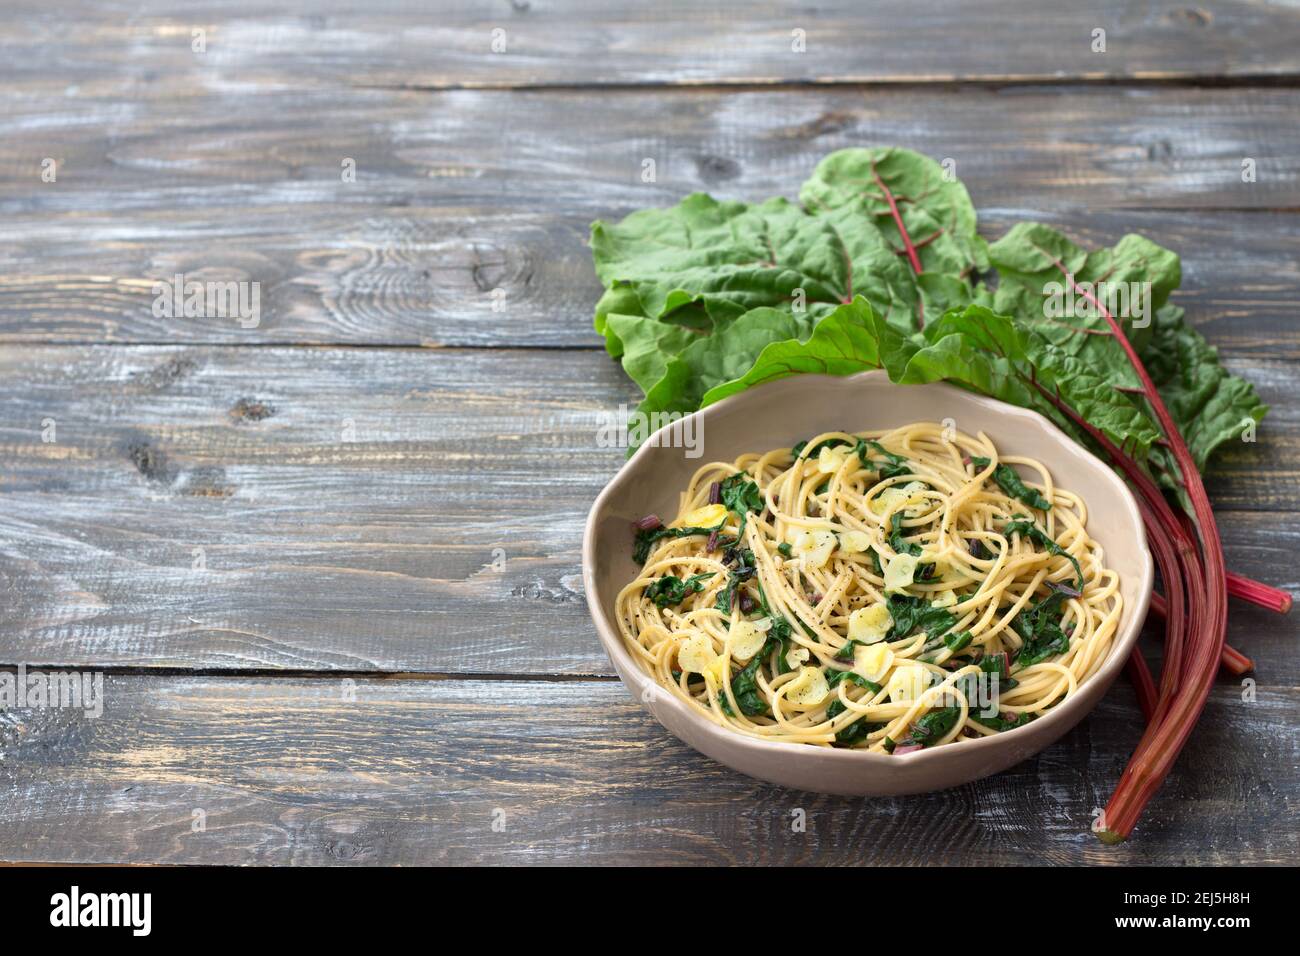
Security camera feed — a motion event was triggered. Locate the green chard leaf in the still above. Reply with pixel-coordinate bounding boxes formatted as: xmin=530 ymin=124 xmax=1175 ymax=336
xmin=719 ymin=473 xmax=763 ymax=517
xmin=943 ymin=630 xmax=974 ymax=652
xmin=888 ymin=512 xmax=923 ymax=557
xmin=988 ymin=223 xmax=1180 ymax=355
xmin=1004 ymin=515 xmax=1084 ymax=591
xmin=645 ymin=572 xmax=715 ymax=608
xmin=1142 ymin=305 xmax=1268 ymax=473
xmin=793 ymin=436 xmax=852 ymax=460
xmin=633 ymin=521 xmax=724 ymax=565
xmin=800 ymin=147 xmax=989 ymax=282
xmin=1011 ymin=590 xmax=1073 ymax=667
xmin=981 ymin=224 xmax=1265 ymax=476
xmin=589 ymin=148 xmax=1270 ymax=512
xmin=714 ymin=547 xmax=757 ymax=613
xmin=970 ymin=456 xmax=1052 ymax=510
xmin=906 ymin=705 xmax=962 ymax=747
xmin=826 ymin=669 xmax=883 ymax=694
xmin=591 ymin=193 xmax=924 ymax=335
xmin=699 ymin=298 xmax=915 ymax=407
xmin=973 ymin=711 xmax=1033 ymax=732
xmin=593 ymin=284 xmax=654 ymax=357
xmin=603 ymin=313 xmax=701 ymax=393
xmin=826 ymin=698 xmax=882 ymax=744
xmin=890 ymin=304 xmax=1163 ymax=463
xmin=637 ymin=305 xmax=831 ymax=423
xmin=857 ymin=439 xmax=914 ymax=481
xmin=886 ymin=594 xmax=957 ymax=642
xmin=719 ymin=649 xmax=771 ymax=717
xmin=825 ymin=664 xmax=885 ymax=745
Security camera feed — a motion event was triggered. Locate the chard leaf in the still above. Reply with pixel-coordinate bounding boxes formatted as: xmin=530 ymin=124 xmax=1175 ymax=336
xmin=1014 ymin=334 xmax=1162 ymax=459
xmin=988 ymin=224 xmax=1180 ymax=355
xmin=858 ymin=439 xmax=915 ymax=481
xmin=826 ymin=697 xmax=882 ymax=744
xmin=800 ymin=147 xmax=989 ymax=281
xmin=719 ymin=473 xmax=763 ymax=516
xmin=1142 ymin=305 xmax=1268 ymax=472
xmin=593 ymin=285 xmax=650 ymax=356
xmin=889 ymin=512 xmax=923 ymax=557
xmin=943 ymin=630 xmax=974 ymax=652
xmin=973 ymin=712 xmax=1032 ymax=732
xmin=645 ymin=572 xmax=715 ymax=608
xmin=639 ymin=305 xmax=832 ymax=422
xmin=589 ymin=149 xmax=1269 ymax=514
xmin=1004 ymin=515 xmax=1084 ymax=591
xmin=604 ymin=313 xmax=699 ymax=393
xmin=898 ymin=311 xmax=1039 ymax=408
xmin=719 ymin=648 xmax=770 ymax=717
xmin=714 ymin=547 xmax=756 ymax=613
xmin=699 ymin=298 xmax=915 ymax=406
xmin=793 ymin=436 xmax=852 ymax=460
xmin=1011 ymin=590 xmax=1072 ymax=667
xmin=970 ymin=456 xmax=1052 ymax=511
xmin=719 ymin=472 xmax=764 ymax=539
xmin=826 ymin=669 xmax=882 ymax=694
xmin=906 ymin=705 xmax=961 ymax=747
xmin=896 ymin=305 xmax=1162 ymax=461
xmin=633 ymin=521 xmax=724 ymax=564
xmin=591 ymin=194 xmax=923 ymax=334
xmin=986 ymin=225 xmax=1266 ymax=475
xmin=886 ymin=594 xmax=957 ymax=641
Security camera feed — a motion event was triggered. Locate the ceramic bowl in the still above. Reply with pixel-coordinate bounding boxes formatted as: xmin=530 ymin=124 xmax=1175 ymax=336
xmin=583 ymin=371 xmax=1152 ymax=795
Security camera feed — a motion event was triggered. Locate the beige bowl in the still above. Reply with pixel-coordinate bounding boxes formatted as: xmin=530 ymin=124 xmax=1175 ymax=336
xmin=583 ymin=371 xmax=1152 ymax=795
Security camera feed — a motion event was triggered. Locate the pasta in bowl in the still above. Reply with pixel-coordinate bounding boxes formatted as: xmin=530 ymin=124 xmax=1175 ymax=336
xmin=617 ymin=422 xmax=1122 ymax=754
xmin=583 ymin=371 xmax=1151 ymax=795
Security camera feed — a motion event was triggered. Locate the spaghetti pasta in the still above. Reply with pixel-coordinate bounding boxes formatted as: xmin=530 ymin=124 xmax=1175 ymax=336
xmin=616 ymin=422 xmax=1123 ymax=752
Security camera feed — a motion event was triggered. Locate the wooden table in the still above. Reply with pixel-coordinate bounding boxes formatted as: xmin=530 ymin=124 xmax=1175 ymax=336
xmin=1 ymin=1 xmax=1297 ymax=866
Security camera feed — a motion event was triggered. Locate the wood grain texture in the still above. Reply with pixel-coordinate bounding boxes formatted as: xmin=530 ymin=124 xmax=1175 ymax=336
xmin=0 ymin=675 xmax=1292 ymax=865
xmin=0 ymin=345 xmax=1295 ymax=673
xmin=4 ymin=1 xmax=1299 ymax=91
xmin=2 ymin=84 xmax=1298 ymax=345
xmin=2 ymin=0 xmax=1298 ymax=869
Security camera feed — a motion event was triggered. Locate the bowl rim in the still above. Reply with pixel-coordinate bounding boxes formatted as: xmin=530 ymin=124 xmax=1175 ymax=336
xmin=582 ymin=369 xmax=1152 ymax=769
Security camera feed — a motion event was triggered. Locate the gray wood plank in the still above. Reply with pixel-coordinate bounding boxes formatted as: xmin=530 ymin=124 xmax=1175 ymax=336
xmin=4 ymin=1 xmax=1299 ymax=90
xmin=3 ymin=0 xmax=1295 ymax=872
xmin=0 ymin=345 xmax=1294 ymax=673
xmin=3 ymin=84 xmax=1297 ymax=346
xmin=0 ymin=675 xmax=1292 ymax=865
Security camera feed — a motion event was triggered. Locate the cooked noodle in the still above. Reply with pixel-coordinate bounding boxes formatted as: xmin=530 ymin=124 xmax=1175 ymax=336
xmin=616 ymin=422 xmax=1123 ymax=752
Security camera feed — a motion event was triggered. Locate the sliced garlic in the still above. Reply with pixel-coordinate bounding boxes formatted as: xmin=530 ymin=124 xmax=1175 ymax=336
xmin=677 ymin=633 xmax=719 ymax=674
xmin=728 ymin=620 xmax=767 ymax=661
xmin=792 ymin=529 xmax=837 ymax=569
xmin=848 ymin=603 xmax=892 ymax=644
xmin=817 ymin=445 xmax=848 ymax=474
xmin=785 ymin=645 xmax=810 ymax=669
xmin=868 ymin=481 xmax=928 ymax=517
xmin=883 ymin=552 xmax=920 ymax=594
xmin=838 ymin=530 xmax=873 ymax=554
xmin=854 ymin=643 xmax=894 ymax=682
xmin=784 ymin=666 xmax=829 ymax=706
xmin=683 ymin=503 xmax=727 ymax=528
xmin=930 ymin=589 xmax=957 ymax=608
xmin=886 ymin=665 xmax=930 ymax=703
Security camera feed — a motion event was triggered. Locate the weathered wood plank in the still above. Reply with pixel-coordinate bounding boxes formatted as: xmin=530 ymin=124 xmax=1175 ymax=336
xmin=3 ymin=1 xmax=1299 ymax=90
xmin=3 ymin=85 xmax=1297 ymax=346
xmin=0 ymin=675 xmax=1292 ymax=865
xmin=0 ymin=345 xmax=1294 ymax=673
